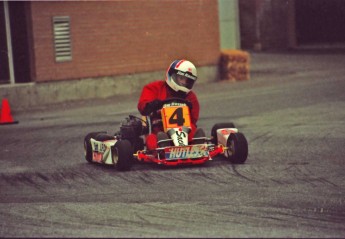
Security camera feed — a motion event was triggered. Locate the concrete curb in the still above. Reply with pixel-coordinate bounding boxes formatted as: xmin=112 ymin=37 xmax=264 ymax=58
xmin=0 ymin=65 xmax=218 ymax=111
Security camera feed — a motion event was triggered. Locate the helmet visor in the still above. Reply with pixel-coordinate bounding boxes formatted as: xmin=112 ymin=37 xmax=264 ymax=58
xmin=172 ymin=72 xmax=196 ymax=90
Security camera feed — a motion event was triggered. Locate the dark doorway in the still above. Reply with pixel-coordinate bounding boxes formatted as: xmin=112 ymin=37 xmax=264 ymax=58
xmin=0 ymin=2 xmax=31 ymax=84
xmin=9 ymin=1 xmax=31 ymax=83
xmin=295 ymin=0 xmax=345 ymax=45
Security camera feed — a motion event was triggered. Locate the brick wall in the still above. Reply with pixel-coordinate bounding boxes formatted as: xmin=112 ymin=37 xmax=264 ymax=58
xmin=29 ymin=1 xmax=220 ymax=82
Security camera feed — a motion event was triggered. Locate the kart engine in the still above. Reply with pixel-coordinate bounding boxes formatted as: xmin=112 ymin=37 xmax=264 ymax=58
xmin=120 ymin=115 xmax=144 ymax=151
xmin=120 ymin=115 xmax=143 ymax=139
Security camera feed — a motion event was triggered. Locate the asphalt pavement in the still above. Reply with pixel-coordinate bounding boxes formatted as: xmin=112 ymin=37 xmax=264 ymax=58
xmin=0 ymin=50 xmax=345 ymax=237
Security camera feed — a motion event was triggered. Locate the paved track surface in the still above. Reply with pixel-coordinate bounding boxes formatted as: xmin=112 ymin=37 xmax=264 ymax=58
xmin=1 ymin=52 xmax=345 ymax=237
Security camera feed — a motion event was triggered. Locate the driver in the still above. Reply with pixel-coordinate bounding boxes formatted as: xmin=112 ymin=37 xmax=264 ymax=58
xmin=137 ymin=60 xmax=202 ymax=150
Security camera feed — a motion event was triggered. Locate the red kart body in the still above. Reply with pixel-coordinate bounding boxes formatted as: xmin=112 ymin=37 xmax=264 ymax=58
xmin=84 ymin=98 xmax=248 ymax=171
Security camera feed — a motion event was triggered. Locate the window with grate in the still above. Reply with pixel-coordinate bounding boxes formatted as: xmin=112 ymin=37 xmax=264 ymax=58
xmin=53 ymin=16 xmax=72 ymax=62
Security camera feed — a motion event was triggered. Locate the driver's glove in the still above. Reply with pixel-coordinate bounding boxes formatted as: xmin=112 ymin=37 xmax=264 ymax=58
xmin=142 ymin=99 xmax=162 ymax=116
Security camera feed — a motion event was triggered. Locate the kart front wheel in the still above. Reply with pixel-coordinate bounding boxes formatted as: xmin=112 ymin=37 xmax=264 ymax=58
xmin=225 ymin=132 xmax=248 ymax=164
xmin=112 ymin=140 xmax=133 ymax=171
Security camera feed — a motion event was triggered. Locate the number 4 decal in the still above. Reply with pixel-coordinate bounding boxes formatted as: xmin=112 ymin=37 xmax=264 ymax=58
xmin=162 ymin=105 xmax=191 ymax=131
xmin=169 ymin=107 xmax=185 ymax=126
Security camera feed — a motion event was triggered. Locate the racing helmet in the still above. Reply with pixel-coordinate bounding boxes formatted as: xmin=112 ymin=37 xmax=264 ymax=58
xmin=165 ymin=60 xmax=197 ymax=93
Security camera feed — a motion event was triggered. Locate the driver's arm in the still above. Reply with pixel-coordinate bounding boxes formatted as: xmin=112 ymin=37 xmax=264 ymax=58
xmin=141 ymin=100 xmax=162 ymax=116
xmin=186 ymin=92 xmax=200 ymax=142
xmin=187 ymin=91 xmax=200 ymax=125
xmin=138 ymin=81 xmax=162 ymax=116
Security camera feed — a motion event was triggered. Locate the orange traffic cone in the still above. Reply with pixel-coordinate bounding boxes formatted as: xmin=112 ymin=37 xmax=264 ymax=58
xmin=0 ymin=98 xmax=18 ymax=125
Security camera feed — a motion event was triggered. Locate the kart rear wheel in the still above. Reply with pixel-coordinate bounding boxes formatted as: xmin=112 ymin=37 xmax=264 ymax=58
xmin=225 ymin=132 xmax=248 ymax=164
xmin=112 ymin=140 xmax=133 ymax=171
xmin=84 ymin=132 xmax=105 ymax=163
xmin=211 ymin=122 xmax=236 ymax=144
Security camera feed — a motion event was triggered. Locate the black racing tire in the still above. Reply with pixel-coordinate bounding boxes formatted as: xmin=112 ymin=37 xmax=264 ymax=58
xmin=193 ymin=128 xmax=206 ymax=144
xmin=84 ymin=132 xmax=105 ymax=163
xmin=112 ymin=140 xmax=133 ymax=171
xmin=225 ymin=132 xmax=248 ymax=164
xmin=211 ymin=122 xmax=236 ymax=144
xmin=157 ymin=132 xmax=171 ymax=147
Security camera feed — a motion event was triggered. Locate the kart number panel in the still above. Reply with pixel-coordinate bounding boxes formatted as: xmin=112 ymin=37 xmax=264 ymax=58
xmin=161 ymin=105 xmax=191 ymax=131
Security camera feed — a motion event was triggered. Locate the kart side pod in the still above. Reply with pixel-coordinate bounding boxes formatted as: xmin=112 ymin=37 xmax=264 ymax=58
xmin=216 ymin=128 xmax=238 ymax=146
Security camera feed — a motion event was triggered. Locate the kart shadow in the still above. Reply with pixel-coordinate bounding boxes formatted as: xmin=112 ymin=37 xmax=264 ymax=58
xmin=87 ymin=155 xmax=232 ymax=173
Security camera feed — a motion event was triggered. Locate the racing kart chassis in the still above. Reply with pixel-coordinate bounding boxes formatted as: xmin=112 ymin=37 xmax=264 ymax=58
xmin=84 ymin=98 xmax=248 ymax=171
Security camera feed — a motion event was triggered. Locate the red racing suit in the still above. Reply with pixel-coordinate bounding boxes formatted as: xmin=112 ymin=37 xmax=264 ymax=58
xmin=137 ymin=80 xmax=200 ymax=141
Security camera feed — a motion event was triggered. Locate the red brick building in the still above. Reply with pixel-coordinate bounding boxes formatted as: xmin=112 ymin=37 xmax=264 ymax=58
xmin=1 ymin=0 xmax=345 ymax=109
xmin=2 ymin=0 xmax=345 ymax=85
xmin=1 ymin=1 xmax=220 ymax=84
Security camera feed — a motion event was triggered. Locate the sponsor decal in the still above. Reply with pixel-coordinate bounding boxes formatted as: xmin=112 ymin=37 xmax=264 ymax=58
xmin=165 ymin=145 xmax=209 ymax=160
xmin=93 ymin=141 xmax=107 ymax=153
xmin=177 ymin=71 xmax=196 ymax=80
xmin=90 ymin=139 xmax=116 ymax=164
xmin=218 ymin=128 xmax=238 ymax=136
xmin=93 ymin=152 xmax=103 ymax=162
xmin=176 ymin=131 xmax=186 ymax=146
xmin=92 ymin=141 xmax=111 ymax=163
xmin=164 ymin=102 xmax=186 ymax=107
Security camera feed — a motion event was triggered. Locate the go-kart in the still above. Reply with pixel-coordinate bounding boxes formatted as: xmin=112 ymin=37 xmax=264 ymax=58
xmin=84 ymin=98 xmax=248 ymax=171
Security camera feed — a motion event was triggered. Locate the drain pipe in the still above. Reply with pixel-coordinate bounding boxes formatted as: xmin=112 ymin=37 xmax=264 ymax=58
xmin=4 ymin=1 xmax=15 ymax=84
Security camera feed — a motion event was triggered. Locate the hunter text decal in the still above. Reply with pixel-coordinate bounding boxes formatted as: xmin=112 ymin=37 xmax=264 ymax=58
xmin=165 ymin=145 xmax=209 ymax=160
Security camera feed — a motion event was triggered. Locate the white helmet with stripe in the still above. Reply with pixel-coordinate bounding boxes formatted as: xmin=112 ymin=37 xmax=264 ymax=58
xmin=166 ymin=60 xmax=197 ymax=93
